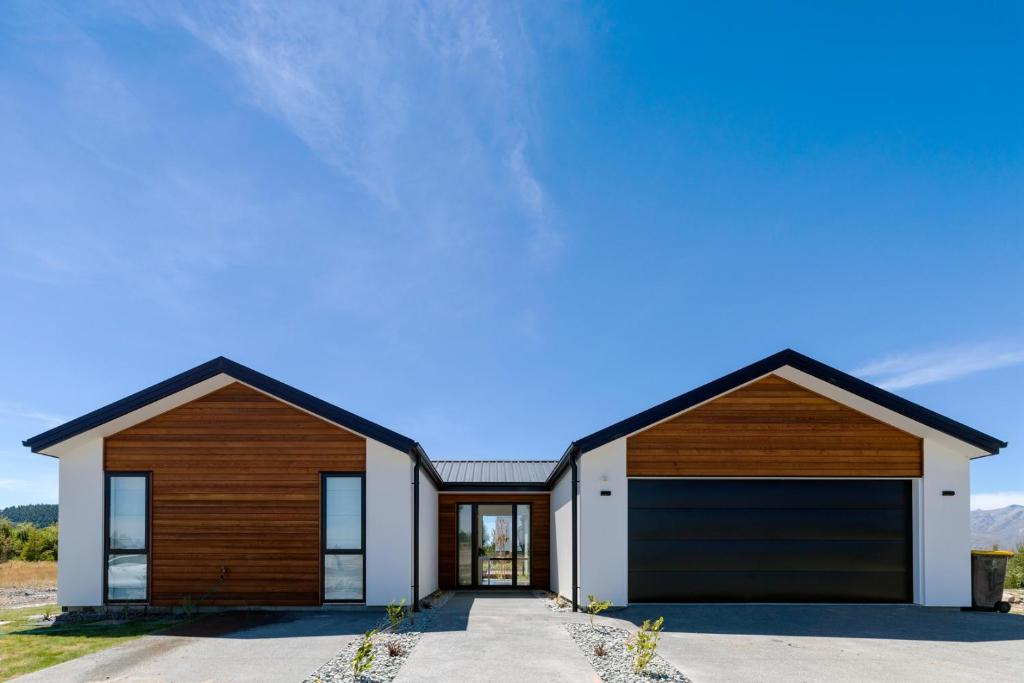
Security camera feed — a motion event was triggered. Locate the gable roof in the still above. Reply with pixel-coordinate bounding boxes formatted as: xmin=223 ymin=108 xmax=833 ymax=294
xmin=22 ymin=357 xmax=434 ymax=478
xmin=433 ymin=460 xmax=557 ymax=484
xmin=546 ymin=348 xmax=1007 ymax=486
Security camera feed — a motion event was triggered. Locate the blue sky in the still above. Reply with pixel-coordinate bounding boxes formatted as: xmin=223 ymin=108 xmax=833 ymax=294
xmin=1 ymin=1 xmax=1021 ymax=510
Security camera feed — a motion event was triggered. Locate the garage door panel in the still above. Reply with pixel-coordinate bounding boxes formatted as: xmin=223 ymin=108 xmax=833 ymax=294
xmin=629 ymin=478 xmax=908 ymax=509
xmin=629 ymin=570 xmax=910 ymax=603
xmin=629 ymin=507 xmax=908 ymax=541
xmin=627 ymin=479 xmax=912 ymax=603
xmin=629 ymin=539 xmax=909 ymax=572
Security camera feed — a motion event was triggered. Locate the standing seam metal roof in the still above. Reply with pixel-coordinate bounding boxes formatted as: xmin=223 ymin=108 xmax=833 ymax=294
xmin=432 ymin=460 xmax=558 ymax=484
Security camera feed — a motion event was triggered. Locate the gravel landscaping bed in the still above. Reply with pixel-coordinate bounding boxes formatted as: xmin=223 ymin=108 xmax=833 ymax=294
xmin=567 ymin=622 xmax=689 ymax=683
xmin=0 ymin=586 xmax=56 ymax=609
xmin=307 ymin=630 xmax=421 ymax=683
xmin=305 ymin=591 xmax=452 ymax=683
xmin=540 ymin=590 xmax=572 ymax=612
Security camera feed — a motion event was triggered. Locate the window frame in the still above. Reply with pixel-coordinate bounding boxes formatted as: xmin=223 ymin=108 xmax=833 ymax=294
xmin=103 ymin=471 xmax=151 ymax=605
xmin=320 ymin=472 xmax=366 ymax=604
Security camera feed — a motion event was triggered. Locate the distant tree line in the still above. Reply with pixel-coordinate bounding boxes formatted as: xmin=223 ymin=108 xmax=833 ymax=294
xmin=0 ymin=519 xmax=57 ymax=561
xmin=0 ymin=504 xmax=58 ymax=527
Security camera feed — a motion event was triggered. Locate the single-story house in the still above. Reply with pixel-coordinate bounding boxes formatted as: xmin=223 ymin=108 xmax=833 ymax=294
xmin=23 ymin=349 xmax=1006 ymax=610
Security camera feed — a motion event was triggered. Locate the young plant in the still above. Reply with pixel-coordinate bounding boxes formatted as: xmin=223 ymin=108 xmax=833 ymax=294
xmin=386 ymin=598 xmax=407 ymax=628
xmin=351 ymin=629 xmax=377 ymax=677
xmin=627 ymin=616 xmax=664 ymax=674
xmin=585 ymin=594 xmax=612 ymax=627
xmin=593 ymin=642 xmax=608 ymax=657
xmin=387 ymin=639 xmax=405 ymax=657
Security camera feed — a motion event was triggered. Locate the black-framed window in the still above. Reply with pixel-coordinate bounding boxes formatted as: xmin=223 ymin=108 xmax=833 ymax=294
xmin=457 ymin=504 xmax=472 ymax=586
xmin=322 ymin=473 xmax=365 ymax=603
xmin=104 ymin=472 xmax=150 ymax=603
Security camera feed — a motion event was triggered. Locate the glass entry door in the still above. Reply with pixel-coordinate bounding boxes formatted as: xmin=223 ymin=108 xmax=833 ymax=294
xmin=478 ymin=505 xmax=513 ymax=585
xmin=457 ymin=503 xmax=531 ymax=588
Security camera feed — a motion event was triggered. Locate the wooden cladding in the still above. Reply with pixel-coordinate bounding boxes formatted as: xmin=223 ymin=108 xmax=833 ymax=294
xmin=438 ymin=494 xmax=549 ymax=590
xmin=627 ymin=374 xmax=923 ymax=478
xmin=104 ymin=382 xmax=365 ymax=606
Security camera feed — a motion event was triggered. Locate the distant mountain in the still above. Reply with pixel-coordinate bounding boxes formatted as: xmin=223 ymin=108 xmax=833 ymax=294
xmin=972 ymin=505 xmax=1024 ymax=550
xmin=0 ymin=504 xmax=58 ymax=527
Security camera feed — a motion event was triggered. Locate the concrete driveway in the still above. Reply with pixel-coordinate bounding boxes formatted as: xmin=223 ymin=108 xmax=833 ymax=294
xmin=601 ymin=604 xmax=1024 ymax=683
xmin=15 ymin=598 xmax=1024 ymax=682
xmin=14 ymin=609 xmax=381 ymax=683
xmin=394 ymin=592 xmax=595 ymax=682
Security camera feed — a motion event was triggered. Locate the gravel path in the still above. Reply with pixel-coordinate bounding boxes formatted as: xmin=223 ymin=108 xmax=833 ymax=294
xmin=0 ymin=586 xmax=57 ymax=609
xmin=567 ymin=622 xmax=690 ymax=683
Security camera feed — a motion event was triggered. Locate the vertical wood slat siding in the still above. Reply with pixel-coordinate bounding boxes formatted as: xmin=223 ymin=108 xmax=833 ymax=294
xmin=627 ymin=374 xmax=923 ymax=477
xmin=438 ymin=494 xmax=549 ymax=590
xmin=104 ymin=382 xmax=365 ymax=606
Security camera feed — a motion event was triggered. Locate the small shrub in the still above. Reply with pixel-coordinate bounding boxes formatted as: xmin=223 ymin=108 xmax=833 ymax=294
xmin=386 ymin=598 xmax=407 ymax=628
xmin=585 ymin=594 xmax=612 ymax=626
xmin=1005 ymin=544 xmax=1024 ymax=590
xmin=352 ymin=629 xmax=377 ymax=677
xmin=180 ymin=595 xmax=195 ymax=616
xmin=593 ymin=642 xmax=607 ymax=657
xmin=387 ymin=639 xmax=405 ymax=657
xmin=627 ymin=616 xmax=664 ymax=674
xmin=42 ymin=608 xmax=53 ymax=621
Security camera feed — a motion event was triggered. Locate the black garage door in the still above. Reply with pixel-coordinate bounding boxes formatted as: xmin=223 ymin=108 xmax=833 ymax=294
xmin=628 ymin=479 xmax=912 ymax=603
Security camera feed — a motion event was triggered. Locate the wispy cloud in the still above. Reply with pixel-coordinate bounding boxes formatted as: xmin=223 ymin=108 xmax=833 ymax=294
xmin=0 ymin=404 xmax=66 ymax=428
xmin=972 ymin=491 xmax=1024 ymax=511
xmin=112 ymin=0 xmax=566 ymax=326
xmin=854 ymin=342 xmax=1024 ymax=390
xmin=161 ymin=2 xmax=556 ymax=251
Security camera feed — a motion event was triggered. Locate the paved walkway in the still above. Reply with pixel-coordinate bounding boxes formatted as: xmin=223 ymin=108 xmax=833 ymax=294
xmin=395 ymin=592 xmax=595 ymax=683
xmin=14 ymin=610 xmax=380 ymax=683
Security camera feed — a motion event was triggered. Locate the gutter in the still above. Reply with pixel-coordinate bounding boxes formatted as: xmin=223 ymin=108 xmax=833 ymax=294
xmin=568 ymin=443 xmax=580 ymax=612
xmin=412 ymin=443 xmax=422 ymax=612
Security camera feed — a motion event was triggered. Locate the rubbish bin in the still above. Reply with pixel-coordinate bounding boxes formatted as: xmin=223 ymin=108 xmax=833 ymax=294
xmin=971 ymin=550 xmax=1014 ymax=613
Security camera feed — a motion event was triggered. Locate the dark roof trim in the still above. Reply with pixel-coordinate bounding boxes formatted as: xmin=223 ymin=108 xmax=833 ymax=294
xmin=23 ymin=356 xmax=442 ymax=485
xmin=544 ymin=442 xmax=580 ymax=490
xmin=548 ymin=349 xmax=1006 ymax=483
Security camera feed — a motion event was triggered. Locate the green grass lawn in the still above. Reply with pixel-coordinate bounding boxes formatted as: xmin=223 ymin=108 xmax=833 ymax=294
xmin=0 ymin=604 xmax=192 ymax=681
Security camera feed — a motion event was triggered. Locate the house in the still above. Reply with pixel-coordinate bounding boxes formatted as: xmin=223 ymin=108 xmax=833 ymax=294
xmin=23 ymin=350 xmax=1006 ymax=610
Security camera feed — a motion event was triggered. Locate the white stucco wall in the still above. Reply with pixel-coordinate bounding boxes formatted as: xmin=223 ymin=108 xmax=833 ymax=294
xmin=57 ymin=437 xmax=105 ymax=607
xmin=578 ymin=438 xmax=629 ymax=607
xmin=365 ymin=440 xmax=413 ymax=606
xmin=920 ymin=438 xmax=972 ymax=606
xmin=549 ymin=465 xmax=574 ymax=600
xmin=418 ymin=472 xmax=439 ymax=599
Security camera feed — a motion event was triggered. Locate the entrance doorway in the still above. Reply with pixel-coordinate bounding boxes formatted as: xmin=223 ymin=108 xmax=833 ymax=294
xmin=456 ymin=503 xmax=531 ymax=588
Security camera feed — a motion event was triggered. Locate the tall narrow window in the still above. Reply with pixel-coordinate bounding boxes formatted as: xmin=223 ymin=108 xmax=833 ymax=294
xmin=322 ymin=474 xmax=364 ymax=602
xmin=516 ymin=504 xmax=531 ymax=586
xmin=105 ymin=473 xmax=149 ymax=602
xmin=457 ymin=504 xmax=473 ymax=586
